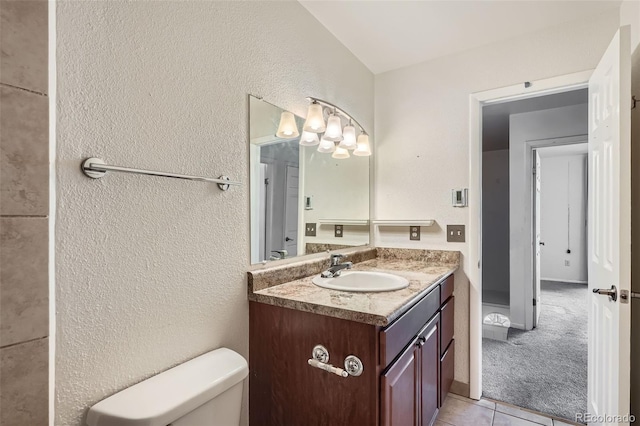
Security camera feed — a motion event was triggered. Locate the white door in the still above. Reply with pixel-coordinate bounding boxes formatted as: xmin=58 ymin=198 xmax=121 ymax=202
xmin=533 ymin=150 xmax=542 ymax=327
xmin=284 ymin=165 xmax=299 ymax=256
xmin=587 ymin=27 xmax=631 ymax=425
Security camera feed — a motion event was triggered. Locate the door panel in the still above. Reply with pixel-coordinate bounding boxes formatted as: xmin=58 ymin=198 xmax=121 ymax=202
xmin=440 ymin=339 xmax=455 ymax=408
xmin=587 ymin=26 xmax=631 ymax=424
xmin=534 ymin=151 xmax=542 ymax=326
xmin=440 ymin=296 xmax=454 ymax=356
xmin=284 ymin=165 xmax=299 ymax=256
xmin=420 ymin=317 xmax=439 ymax=426
xmin=381 ymin=341 xmax=419 ymax=426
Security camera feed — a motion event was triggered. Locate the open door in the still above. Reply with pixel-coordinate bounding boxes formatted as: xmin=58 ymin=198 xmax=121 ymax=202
xmin=284 ymin=165 xmax=299 ymax=256
xmin=587 ymin=26 xmax=631 ymax=425
xmin=533 ymin=150 xmax=542 ymax=327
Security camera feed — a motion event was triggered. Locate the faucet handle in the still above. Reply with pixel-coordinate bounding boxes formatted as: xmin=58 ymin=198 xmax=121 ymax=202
xmin=330 ymin=253 xmax=344 ymax=265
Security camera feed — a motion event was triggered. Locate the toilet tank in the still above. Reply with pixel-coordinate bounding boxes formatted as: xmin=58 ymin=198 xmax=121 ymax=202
xmin=86 ymin=348 xmax=248 ymax=426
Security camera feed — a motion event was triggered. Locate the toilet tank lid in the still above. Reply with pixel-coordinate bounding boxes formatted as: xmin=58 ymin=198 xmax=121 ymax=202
xmin=86 ymin=347 xmax=248 ymax=426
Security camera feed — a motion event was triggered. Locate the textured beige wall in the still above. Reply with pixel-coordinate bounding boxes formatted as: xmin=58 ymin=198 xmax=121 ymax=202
xmin=54 ymin=1 xmax=373 ymax=424
xmin=374 ymin=10 xmax=620 ymax=386
xmin=0 ymin=0 xmax=49 ymax=425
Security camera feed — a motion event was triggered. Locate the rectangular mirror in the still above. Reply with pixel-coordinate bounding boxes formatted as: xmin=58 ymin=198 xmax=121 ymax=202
xmin=249 ymin=95 xmax=370 ymax=264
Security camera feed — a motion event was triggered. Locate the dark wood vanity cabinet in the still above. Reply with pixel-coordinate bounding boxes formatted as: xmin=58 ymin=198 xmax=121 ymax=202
xmin=382 ymin=313 xmax=440 ymax=426
xmin=250 ymin=273 xmax=455 ymax=426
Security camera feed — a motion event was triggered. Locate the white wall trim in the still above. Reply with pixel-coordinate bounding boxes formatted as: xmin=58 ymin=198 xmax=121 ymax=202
xmin=541 ymin=278 xmax=588 ymax=284
xmin=48 ymin=1 xmax=57 ymax=423
xmin=522 ymin=134 xmax=588 ymax=330
xmin=468 ymin=69 xmax=593 ymax=400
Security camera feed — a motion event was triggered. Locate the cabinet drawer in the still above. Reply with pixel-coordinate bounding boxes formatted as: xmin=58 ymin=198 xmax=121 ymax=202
xmin=380 ymin=286 xmax=440 ymax=369
xmin=440 ymin=339 xmax=455 ymax=407
xmin=440 ymin=296 xmax=454 ymax=356
xmin=440 ymin=274 xmax=454 ymax=304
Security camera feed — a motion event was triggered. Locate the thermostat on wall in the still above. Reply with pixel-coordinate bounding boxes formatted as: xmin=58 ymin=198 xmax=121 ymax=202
xmin=452 ymin=189 xmax=468 ymax=207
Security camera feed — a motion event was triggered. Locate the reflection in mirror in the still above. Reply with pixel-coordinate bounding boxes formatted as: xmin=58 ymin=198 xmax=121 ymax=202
xmin=249 ymin=95 xmax=370 ymax=264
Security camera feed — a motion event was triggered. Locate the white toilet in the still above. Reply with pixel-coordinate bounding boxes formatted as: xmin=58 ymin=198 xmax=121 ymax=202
xmin=86 ymin=348 xmax=248 ymax=426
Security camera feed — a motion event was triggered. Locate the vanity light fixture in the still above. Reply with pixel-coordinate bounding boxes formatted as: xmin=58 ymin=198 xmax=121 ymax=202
xmin=302 ymin=97 xmax=372 ymax=158
xmin=332 ymin=146 xmax=350 ymax=159
xmin=317 ymin=136 xmax=337 ymax=153
xmin=303 ymin=102 xmax=326 ymax=133
xmin=339 ymin=124 xmax=357 ymax=150
xmin=299 ymin=131 xmax=320 ymax=146
xmin=323 ymin=113 xmax=344 ymax=142
xmin=353 ymin=134 xmax=372 ymax=156
xmin=276 ymin=111 xmax=300 ymax=139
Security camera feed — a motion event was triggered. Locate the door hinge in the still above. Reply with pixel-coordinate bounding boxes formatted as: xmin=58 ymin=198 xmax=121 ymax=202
xmin=632 ymin=95 xmax=637 ymax=110
xmin=264 ymin=178 xmax=270 ymax=185
xmin=533 ymin=298 xmax=537 ymax=306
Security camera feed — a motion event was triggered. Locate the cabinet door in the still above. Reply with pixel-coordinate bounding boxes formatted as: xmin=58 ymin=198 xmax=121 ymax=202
xmin=440 ymin=296 xmax=454 ymax=356
xmin=381 ymin=339 xmax=419 ymax=426
xmin=419 ymin=315 xmax=440 ymax=426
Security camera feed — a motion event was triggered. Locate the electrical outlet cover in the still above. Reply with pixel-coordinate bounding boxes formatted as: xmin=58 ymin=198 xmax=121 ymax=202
xmin=335 ymin=225 xmax=343 ymax=238
xmin=305 ymin=223 xmax=316 ymax=237
xmin=447 ymin=225 xmax=465 ymax=243
xmin=410 ymin=226 xmax=420 ymax=241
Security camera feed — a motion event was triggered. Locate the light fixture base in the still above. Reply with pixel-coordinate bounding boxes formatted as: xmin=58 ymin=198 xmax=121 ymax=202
xmin=82 ymin=157 xmax=107 ymax=179
xmin=217 ymin=175 xmax=231 ymax=191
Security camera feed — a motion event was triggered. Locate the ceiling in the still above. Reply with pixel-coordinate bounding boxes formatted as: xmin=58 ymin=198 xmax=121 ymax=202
xmin=299 ymin=0 xmax=621 ymax=74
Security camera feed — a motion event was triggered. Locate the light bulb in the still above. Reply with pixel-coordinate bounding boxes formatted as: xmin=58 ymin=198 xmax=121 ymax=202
xmin=299 ymin=131 xmax=320 ymax=146
xmin=317 ymin=136 xmax=336 ymax=153
xmin=303 ymin=103 xmax=326 ymax=133
xmin=323 ymin=114 xmax=343 ymax=142
xmin=353 ymin=134 xmax=372 ymax=156
xmin=332 ymin=146 xmax=350 ymax=159
xmin=339 ymin=125 xmax=357 ymax=150
xmin=276 ymin=111 xmax=299 ymax=139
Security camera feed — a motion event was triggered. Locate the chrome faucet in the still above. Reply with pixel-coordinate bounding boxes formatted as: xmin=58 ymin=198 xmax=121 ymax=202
xmin=321 ymin=254 xmax=353 ymax=278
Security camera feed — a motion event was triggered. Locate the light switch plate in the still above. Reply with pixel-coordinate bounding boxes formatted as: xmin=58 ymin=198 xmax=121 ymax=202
xmin=410 ymin=226 xmax=420 ymax=241
xmin=335 ymin=225 xmax=343 ymax=238
xmin=305 ymin=223 xmax=316 ymax=237
xmin=447 ymin=225 xmax=465 ymax=242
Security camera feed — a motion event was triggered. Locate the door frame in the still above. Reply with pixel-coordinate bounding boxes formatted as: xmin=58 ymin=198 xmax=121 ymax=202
xmin=468 ymin=70 xmax=593 ymax=399
xmin=530 ymin=137 xmax=588 ymax=329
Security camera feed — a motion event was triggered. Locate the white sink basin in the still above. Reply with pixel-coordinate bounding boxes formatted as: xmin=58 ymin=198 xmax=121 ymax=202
xmin=312 ymin=271 xmax=409 ymax=292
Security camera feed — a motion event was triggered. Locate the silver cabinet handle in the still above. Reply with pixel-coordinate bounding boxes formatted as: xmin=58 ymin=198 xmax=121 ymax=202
xmin=593 ymin=285 xmax=617 ymax=302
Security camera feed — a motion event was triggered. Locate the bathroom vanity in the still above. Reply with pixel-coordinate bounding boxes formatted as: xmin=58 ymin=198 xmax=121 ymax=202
xmin=248 ymin=248 xmax=458 ymax=426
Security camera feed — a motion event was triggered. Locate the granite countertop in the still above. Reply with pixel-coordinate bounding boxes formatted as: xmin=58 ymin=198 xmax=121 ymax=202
xmin=248 ymin=248 xmax=459 ymax=327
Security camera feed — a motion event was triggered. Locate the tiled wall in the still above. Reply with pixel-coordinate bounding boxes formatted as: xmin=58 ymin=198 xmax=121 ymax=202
xmin=0 ymin=0 xmax=49 ymax=425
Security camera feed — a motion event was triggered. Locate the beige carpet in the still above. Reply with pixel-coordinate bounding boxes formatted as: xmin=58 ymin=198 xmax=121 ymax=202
xmin=482 ymin=280 xmax=588 ymax=423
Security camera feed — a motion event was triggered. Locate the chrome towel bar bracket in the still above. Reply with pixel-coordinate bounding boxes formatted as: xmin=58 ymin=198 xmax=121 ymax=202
xmin=81 ymin=157 xmax=241 ymax=191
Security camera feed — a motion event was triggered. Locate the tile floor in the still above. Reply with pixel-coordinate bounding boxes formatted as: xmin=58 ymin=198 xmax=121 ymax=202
xmin=436 ymin=393 xmax=582 ymax=426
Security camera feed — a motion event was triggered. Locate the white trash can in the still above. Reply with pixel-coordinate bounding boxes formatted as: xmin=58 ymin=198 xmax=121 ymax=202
xmin=482 ymin=313 xmax=511 ymax=341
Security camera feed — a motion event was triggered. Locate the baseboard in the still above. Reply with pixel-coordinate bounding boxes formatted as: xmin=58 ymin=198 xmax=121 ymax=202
xmin=510 ymin=322 xmax=525 ymax=330
xmin=541 ymin=278 xmax=587 ymax=284
xmin=450 ymin=380 xmax=470 ymax=398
